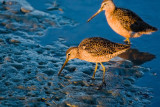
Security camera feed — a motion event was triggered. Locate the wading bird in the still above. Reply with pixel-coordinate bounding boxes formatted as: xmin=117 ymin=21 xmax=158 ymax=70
xmin=88 ymin=0 xmax=157 ymax=44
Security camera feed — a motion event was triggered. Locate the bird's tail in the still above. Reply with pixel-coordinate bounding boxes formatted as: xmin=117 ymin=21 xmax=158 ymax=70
xmin=151 ymin=26 xmax=158 ymax=32
xmin=146 ymin=26 xmax=157 ymax=33
xmin=133 ymin=26 xmax=158 ymax=38
xmin=111 ymin=44 xmax=130 ymax=58
xmin=141 ymin=26 xmax=158 ymax=35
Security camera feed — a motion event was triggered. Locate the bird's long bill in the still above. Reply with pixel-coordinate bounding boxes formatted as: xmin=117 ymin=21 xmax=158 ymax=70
xmin=87 ymin=7 xmax=103 ymax=22
xmin=58 ymin=58 xmax=69 ymax=76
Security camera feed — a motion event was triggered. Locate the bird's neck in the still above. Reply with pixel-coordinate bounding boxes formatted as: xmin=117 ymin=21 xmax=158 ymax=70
xmin=76 ymin=48 xmax=80 ymax=59
xmin=73 ymin=47 xmax=80 ymax=59
xmin=105 ymin=1 xmax=116 ymax=17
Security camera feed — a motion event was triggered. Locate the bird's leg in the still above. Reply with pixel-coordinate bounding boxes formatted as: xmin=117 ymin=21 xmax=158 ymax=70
xmin=100 ymin=62 xmax=106 ymax=85
xmin=92 ymin=63 xmax=98 ymax=80
xmin=124 ymin=38 xmax=131 ymax=44
xmin=97 ymin=63 xmax=108 ymax=90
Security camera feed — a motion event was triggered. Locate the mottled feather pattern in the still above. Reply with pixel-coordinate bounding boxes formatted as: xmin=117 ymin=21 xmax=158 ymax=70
xmin=78 ymin=37 xmax=130 ymax=56
xmin=114 ymin=8 xmax=142 ymax=31
xmin=114 ymin=8 xmax=157 ymax=33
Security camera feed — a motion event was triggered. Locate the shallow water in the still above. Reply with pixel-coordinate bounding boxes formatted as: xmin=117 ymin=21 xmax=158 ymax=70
xmin=40 ymin=0 xmax=160 ymax=106
xmin=0 ymin=0 xmax=160 ymax=106
xmin=42 ymin=0 xmax=160 ymax=106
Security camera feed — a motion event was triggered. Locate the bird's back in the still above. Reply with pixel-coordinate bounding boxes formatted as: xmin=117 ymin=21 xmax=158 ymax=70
xmin=78 ymin=37 xmax=130 ymax=62
xmin=113 ymin=8 xmax=158 ymax=33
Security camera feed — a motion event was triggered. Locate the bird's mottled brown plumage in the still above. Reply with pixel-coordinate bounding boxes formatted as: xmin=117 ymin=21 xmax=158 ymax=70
xmin=58 ymin=37 xmax=130 ymax=84
xmin=78 ymin=37 xmax=130 ymax=61
xmin=88 ymin=0 xmax=158 ymax=44
xmin=113 ymin=8 xmax=157 ymax=34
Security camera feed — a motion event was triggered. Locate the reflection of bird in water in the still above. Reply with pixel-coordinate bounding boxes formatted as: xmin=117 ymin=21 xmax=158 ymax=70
xmin=118 ymin=48 xmax=155 ymax=65
xmin=88 ymin=0 xmax=158 ymax=44
xmin=58 ymin=37 xmax=130 ymax=85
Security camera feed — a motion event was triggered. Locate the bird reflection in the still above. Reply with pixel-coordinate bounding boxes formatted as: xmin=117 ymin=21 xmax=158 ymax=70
xmin=118 ymin=48 xmax=155 ymax=65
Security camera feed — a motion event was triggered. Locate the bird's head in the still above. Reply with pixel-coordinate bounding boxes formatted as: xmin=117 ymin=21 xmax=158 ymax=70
xmin=87 ymin=0 xmax=114 ymax=22
xmin=58 ymin=47 xmax=78 ymax=75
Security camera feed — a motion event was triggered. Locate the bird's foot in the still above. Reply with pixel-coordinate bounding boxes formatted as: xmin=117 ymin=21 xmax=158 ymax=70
xmin=87 ymin=76 xmax=95 ymax=83
xmin=97 ymin=81 xmax=106 ymax=90
xmin=91 ymin=76 xmax=95 ymax=80
xmin=58 ymin=73 xmax=64 ymax=76
xmin=124 ymin=38 xmax=131 ymax=45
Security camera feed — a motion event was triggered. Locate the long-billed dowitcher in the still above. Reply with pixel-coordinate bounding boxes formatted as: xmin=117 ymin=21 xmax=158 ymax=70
xmin=58 ymin=37 xmax=130 ymax=84
xmin=88 ymin=0 xmax=158 ymax=44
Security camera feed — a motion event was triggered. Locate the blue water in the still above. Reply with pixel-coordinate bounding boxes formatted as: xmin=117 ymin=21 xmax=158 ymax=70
xmin=28 ymin=0 xmax=160 ymax=106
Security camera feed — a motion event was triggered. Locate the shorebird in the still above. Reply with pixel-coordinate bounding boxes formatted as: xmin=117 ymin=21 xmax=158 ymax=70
xmin=58 ymin=37 xmax=130 ymax=85
xmin=87 ymin=0 xmax=158 ymax=44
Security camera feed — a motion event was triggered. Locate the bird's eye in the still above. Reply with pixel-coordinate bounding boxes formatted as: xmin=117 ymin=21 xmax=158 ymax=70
xmin=102 ymin=3 xmax=106 ymax=7
xmin=68 ymin=53 xmax=70 ymax=56
xmin=103 ymin=3 xmax=107 ymax=5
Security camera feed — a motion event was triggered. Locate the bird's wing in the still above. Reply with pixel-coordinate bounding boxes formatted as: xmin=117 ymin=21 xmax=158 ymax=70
xmin=78 ymin=37 xmax=129 ymax=56
xmin=115 ymin=8 xmax=149 ymax=32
